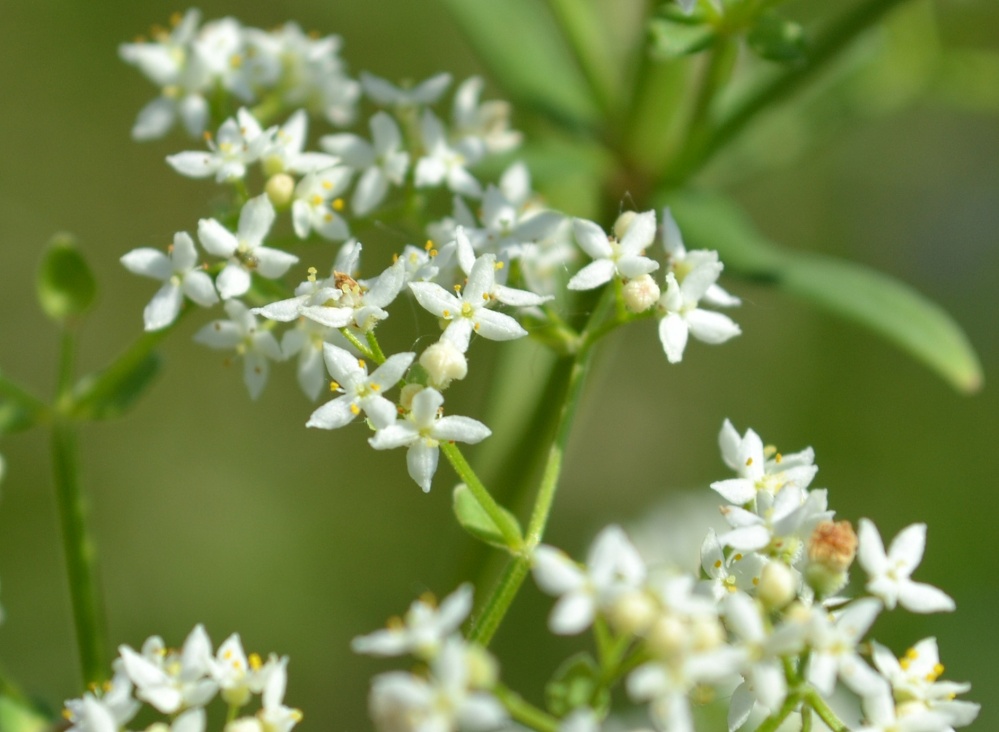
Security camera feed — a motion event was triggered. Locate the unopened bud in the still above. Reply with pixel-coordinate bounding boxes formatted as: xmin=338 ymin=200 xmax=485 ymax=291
xmin=646 ymin=614 xmax=686 ymax=657
xmin=690 ymin=616 xmax=725 ymax=651
xmin=805 ymin=520 xmax=857 ymax=597
xmin=464 ymin=643 xmax=499 ymax=689
xmin=608 ymin=590 xmax=657 ymax=636
xmin=757 ymin=561 xmax=797 ymax=610
xmin=399 ymin=383 xmax=424 ymax=412
xmin=265 ymin=173 xmax=296 ymax=209
xmin=225 ymin=718 xmax=264 ymax=732
xmin=613 ymin=211 xmax=637 ymax=240
xmin=420 ymin=340 xmax=468 ymax=389
xmin=622 ymin=274 xmax=661 ymax=313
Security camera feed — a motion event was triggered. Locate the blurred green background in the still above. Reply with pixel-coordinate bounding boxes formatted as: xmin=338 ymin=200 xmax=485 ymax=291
xmin=0 ymin=0 xmax=997 ymax=729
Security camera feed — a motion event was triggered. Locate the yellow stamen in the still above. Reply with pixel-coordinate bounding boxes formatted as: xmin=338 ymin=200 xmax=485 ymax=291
xmin=350 ymin=403 xmax=360 ymax=415
xmin=249 ymin=653 xmax=263 ymax=671
xmin=333 ymin=198 xmax=345 ymax=211
xmin=424 ymin=240 xmax=434 ymax=252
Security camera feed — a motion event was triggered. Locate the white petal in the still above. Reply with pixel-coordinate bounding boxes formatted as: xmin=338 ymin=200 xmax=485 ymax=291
xmin=432 ymin=416 xmax=491 ymax=444
xmin=407 ymin=441 xmax=439 ymax=492
xmin=307 ymin=396 xmax=357 ymax=430
xmin=352 ymin=166 xmax=389 ymax=216
xmin=166 ymin=151 xmax=217 ymax=178
xmin=198 ymin=218 xmax=238 ymax=257
xmin=121 ymin=248 xmax=171 ymax=280
xmin=216 ymin=264 xmax=251 ymax=300
xmin=237 ymin=195 xmax=276 ymax=246
xmin=572 ymin=219 xmax=611 ymax=259
xmin=567 ymin=259 xmax=615 ymax=291
xmin=143 ymin=283 xmax=183 ymax=331
xmin=898 ymin=581 xmax=955 ymax=613
xmin=549 ymin=592 xmax=595 ymax=635
xmin=131 ymin=97 xmax=177 ymax=141
xmin=685 ymin=309 xmax=741 ymax=344
xmin=369 ymin=423 xmax=419 ymax=450
xmin=658 ymin=313 xmax=689 ymax=363
xmin=471 ymin=309 xmax=527 ymax=342
xmin=182 ymin=271 xmax=220 ymax=308
xmin=253 ymin=246 xmax=299 ymax=278
xmin=887 ymin=523 xmax=927 ymax=574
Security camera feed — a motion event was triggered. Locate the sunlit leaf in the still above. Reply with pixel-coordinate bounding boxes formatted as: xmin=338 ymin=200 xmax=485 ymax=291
xmin=36 ymin=234 xmax=97 ymax=323
xmin=0 ymin=696 xmax=52 ymax=732
xmin=668 ymin=191 xmax=983 ymax=393
xmin=452 ymin=483 xmax=523 ymax=550
xmin=545 ymin=653 xmax=610 ymax=717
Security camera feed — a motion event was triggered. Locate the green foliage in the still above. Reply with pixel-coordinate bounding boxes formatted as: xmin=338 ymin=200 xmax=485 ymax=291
xmin=70 ymin=346 xmax=162 ymax=421
xmin=36 ymin=234 xmax=97 ymax=324
xmin=668 ymin=191 xmax=983 ymax=393
xmin=452 ymin=483 xmax=523 ymax=550
xmin=648 ymin=17 xmax=716 ymax=59
xmin=0 ymin=696 xmax=52 ymax=732
xmin=747 ymin=12 xmax=808 ymax=63
xmin=544 ymin=653 xmax=609 ymax=718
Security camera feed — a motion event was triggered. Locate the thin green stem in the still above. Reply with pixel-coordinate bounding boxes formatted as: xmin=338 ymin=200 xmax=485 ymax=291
xmin=755 ymin=689 xmax=803 ymax=732
xmin=681 ymin=37 xmax=737 ymax=151
xmin=661 ymin=0 xmax=916 ymax=186
xmin=339 ymin=328 xmax=377 ymax=362
xmin=52 ymin=333 xmax=108 ymax=686
xmin=803 ymin=687 xmax=849 ymax=732
xmin=468 ymin=557 xmax=531 ymax=646
xmin=365 ymin=331 xmax=387 ymax=364
xmin=441 ymin=442 xmax=523 ymax=551
xmin=493 ymin=683 xmax=559 ymax=732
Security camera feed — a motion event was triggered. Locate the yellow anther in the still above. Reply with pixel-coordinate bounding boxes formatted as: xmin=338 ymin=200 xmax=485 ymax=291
xmin=333 ymin=198 xmax=345 ymax=211
xmin=442 ymin=309 xmax=451 ymax=318
xmin=249 ymin=653 xmax=263 ymax=670
xmin=900 ymin=658 xmax=911 ymax=670
xmin=310 ymin=194 xmax=323 ymax=207
xmin=752 ymin=577 xmax=760 ymax=585
xmin=291 ymin=710 xmax=304 ymax=722
xmin=733 ymin=553 xmax=743 ymax=561
xmin=350 ymin=403 xmax=360 ymax=415
xmin=358 ymin=359 xmax=366 ymax=369
xmin=307 ymin=266 xmax=318 ymax=282
xmin=906 ymin=648 xmax=920 ymax=660
xmin=170 ymin=11 xmax=183 ymax=26
xmin=425 ymin=240 xmax=434 ymax=251
xmin=387 ymin=615 xmax=404 ymax=630
xmin=495 ymin=261 xmax=505 ymax=270
xmin=392 ymin=253 xmax=399 ymax=263
xmin=775 ymin=453 xmax=783 ymax=464
xmin=714 ymin=560 xmax=722 ymax=569
xmin=371 ymin=383 xmax=380 ymax=392
xmin=931 ymin=663 xmax=945 ymax=680
xmin=324 ymin=213 xmax=333 ymax=222
xmin=419 ymin=591 xmax=438 ymax=607
xmin=322 ymin=180 xmax=333 ymax=190
xmin=202 ymin=130 xmax=213 ymax=142
xmin=63 ymin=709 xmax=73 ymax=720
xmin=453 ymin=284 xmax=462 ymax=293
xmin=745 ymin=457 xmax=753 ymax=466
xmin=473 ymin=323 xmax=481 ymax=331
xmin=224 ymin=649 xmax=234 ymax=660
xmin=329 ymin=380 xmax=340 ymax=391
xmin=482 ymin=293 xmax=489 ymax=301
xmin=429 ymin=248 xmax=438 ymax=257
xmin=229 ymin=54 xmax=243 ymax=69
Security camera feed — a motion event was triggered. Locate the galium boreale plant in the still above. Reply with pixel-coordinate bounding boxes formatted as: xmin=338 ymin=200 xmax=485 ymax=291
xmin=0 ymin=2 xmax=988 ymax=731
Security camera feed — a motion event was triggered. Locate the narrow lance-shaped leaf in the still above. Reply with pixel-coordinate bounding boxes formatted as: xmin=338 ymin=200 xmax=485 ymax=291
xmin=36 ymin=234 xmax=97 ymax=323
xmin=452 ymin=483 xmax=523 ymax=550
xmin=438 ymin=0 xmax=598 ymax=129
xmin=668 ymin=191 xmax=983 ymax=393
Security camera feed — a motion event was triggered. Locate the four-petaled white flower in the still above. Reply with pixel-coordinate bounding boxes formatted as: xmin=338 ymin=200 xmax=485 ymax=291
xmin=121 ymin=231 xmax=219 ymax=330
xmin=167 ymin=109 xmax=273 ymax=183
xmin=369 ymin=387 xmax=490 ymax=492
xmin=320 ymin=112 xmax=410 ymax=216
xmin=307 ymin=345 xmax=413 ymax=431
xmin=454 ymin=227 xmax=552 ymax=307
xmin=414 ymin=110 xmax=483 ymax=199
xmin=857 ymin=519 xmax=955 ymax=613
xmin=409 ymin=253 xmax=527 ymax=352
xmin=198 ymin=194 xmax=299 ymax=300
xmin=118 ymin=624 xmax=218 ymax=714
xmin=291 ymin=167 xmax=352 ymax=241
xmin=805 ymin=598 xmax=886 ymax=697
xmin=711 ymin=420 xmax=817 ymax=505
xmin=657 ymin=252 xmax=741 ymax=363
xmin=353 ymin=584 xmax=473 ymax=660
xmin=361 ymin=71 xmax=452 ymax=108
xmin=194 ymin=300 xmax=283 ymax=399
xmin=532 ymin=525 xmax=647 ymax=635
xmin=567 ymin=211 xmax=659 ymax=291
xmin=661 ymin=207 xmax=741 ymax=308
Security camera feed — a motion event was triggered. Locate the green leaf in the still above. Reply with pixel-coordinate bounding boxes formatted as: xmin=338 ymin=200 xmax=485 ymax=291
xmin=544 ymin=653 xmax=610 ymax=717
xmin=0 ymin=374 xmax=46 ymax=434
xmin=0 ymin=696 xmax=52 ymax=732
xmin=36 ymin=234 xmax=97 ymax=323
xmin=452 ymin=483 xmax=523 ymax=549
xmin=648 ymin=18 xmax=716 ymax=59
xmin=747 ymin=12 xmax=808 ymax=64
xmin=70 ymin=349 xmax=162 ymax=421
xmin=668 ymin=191 xmax=983 ymax=393
xmin=438 ymin=0 xmax=598 ymax=128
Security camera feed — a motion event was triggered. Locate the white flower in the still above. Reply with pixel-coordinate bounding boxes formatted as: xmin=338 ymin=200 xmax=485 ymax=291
xmin=698 ymin=528 xmax=765 ymax=601
xmin=212 ymin=633 xmax=268 ymax=708
xmin=532 ymin=525 xmax=646 ymax=635
xmin=857 ymin=520 xmax=955 ymax=613
xmin=361 ymin=71 xmax=452 ymax=108
xmin=198 ymin=195 xmax=298 ymax=300
xmin=64 ymin=671 xmax=141 ymax=732
xmin=414 ymin=110 xmax=483 ymax=199
xmin=871 ymin=638 xmax=980 ymax=729
xmin=352 ymin=584 xmax=473 ymax=660
xmin=710 ymin=420 xmax=817 ymax=505
xmin=260 ymin=110 xmax=339 ymax=175
xmin=368 ymin=387 xmax=490 ymax=492
xmin=567 ymin=211 xmax=659 ymax=291
xmin=257 ymin=656 xmax=303 ymax=732
xmin=451 ymin=76 xmax=521 ymax=155
xmin=194 ymin=300 xmax=283 ymax=399
xmin=369 ymin=638 xmax=506 ymax=732
xmin=118 ymin=624 xmax=218 ymax=714
xmin=167 ymin=109 xmax=273 ymax=182
xmin=121 ymin=231 xmax=219 ymax=330
xmin=321 ymin=112 xmax=410 ymax=216
xmin=281 ymin=320 xmax=353 ymax=401
xmin=454 ymin=227 xmax=552 ymax=307
xmin=657 ymin=253 xmax=740 ymax=363
xmin=806 ymin=598 xmax=886 ymax=697
xmin=409 ymin=253 xmax=528 ymax=352
xmin=719 ymin=486 xmax=832 ymax=556
xmin=661 ymin=208 xmax=740 ymax=308
xmin=307 ymin=345 xmax=413 ymax=431
xmin=291 ymin=167 xmax=352 ymax=241
xmin=856 ymin=685 xmax=955 ymax=732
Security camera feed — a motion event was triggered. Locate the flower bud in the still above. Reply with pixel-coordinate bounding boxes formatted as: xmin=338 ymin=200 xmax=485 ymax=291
xmin=613 ymin=210 xmax=638 ymax=240
xmin=646 ymin=614 xmax=686 ymax=657
xmin=399 ymin=383 xmax=424 ymax=412
xmin=265 ymin=173 xmax=296 ymax=209
xmin=464 ymin=643 xmax=499 ymax=689
xmin=690 ymin=615 xmax=725 ymax=651
xmin=622 ymin=274 xmax=661 ymax=313
xmin=225 ymin=718 xmax=264 ymax=732
xmin=805 ymin=520 xmax=857 ymax=597
xmin=757 ymin=560 xmax=797 ymax=610
xmin=607 ymin=589 xmax=657 ymax=636
xmin=420 ymin=340 xmax=468 ymax=389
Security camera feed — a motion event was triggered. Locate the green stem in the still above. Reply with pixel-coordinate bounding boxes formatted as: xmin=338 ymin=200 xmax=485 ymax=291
xmin=441 ymin=442 xmax=523 ymax=551
xmin=803 ymin=687 xmax=849 ymax=732
xmin=52 ymin=329 xmax=108 ymax=685
xmin=339 ymin=328 xmax=377 ymax=362
xmin=468 ymin=288 xmax=618 ymax=645
xmin=662 ymin=0 xmax=916 ymax=186
xmin=365 ymin=331 xmax=387 ymax=363
xmin=682 ymin=37 xmax=737 ymax=150
xmin=493 ymin=683 xmax=559 ymax=732
xmin=755 ymin=690 xmax=802 ymax=732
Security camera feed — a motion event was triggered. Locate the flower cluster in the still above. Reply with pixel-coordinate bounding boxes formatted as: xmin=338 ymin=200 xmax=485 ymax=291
xmin=63 ymin=625 xmax=300 ymax=732
xmin=531 ymin=421 xmax=978 ymax=732
xmin=353 ymin=585 xmax=508 ymax=732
